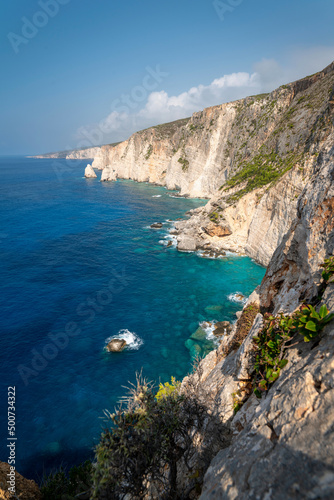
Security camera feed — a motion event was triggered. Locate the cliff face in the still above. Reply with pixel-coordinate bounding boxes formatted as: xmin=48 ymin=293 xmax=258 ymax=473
xmin=93 ymin=62 xmax=334 ymax=266
xmin=33 ymin=146 xmax=101 ymax=159
xmin=193 ymin=139 xmax=334 ymax=500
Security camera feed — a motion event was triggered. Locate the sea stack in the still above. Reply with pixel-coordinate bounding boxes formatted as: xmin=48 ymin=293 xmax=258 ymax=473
xmin=84 ymin=164 xmax=97 ymax=178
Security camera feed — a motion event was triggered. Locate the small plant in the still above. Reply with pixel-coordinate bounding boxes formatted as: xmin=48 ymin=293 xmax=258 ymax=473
xmin=209 ymin=211 xmax=220 ymax=223
xmin=178 ymin=156 xmax=189 ymax=171
xmin=232 ymin=390 xmax=244 ymax=414
xmin=252 ymin=303 xmax=334 ymax=397
xmin=252 ymin=314 xmax=291 ymax=397
xmin=320 ymin=257 xmax=334 ymax=283
xmin=293 ymin=304 xmax=334 ymax=342
xmin=155 ymin=376 xmax=181 ymax=402
xmin=145 ymin=144 xmax=153 ymax=160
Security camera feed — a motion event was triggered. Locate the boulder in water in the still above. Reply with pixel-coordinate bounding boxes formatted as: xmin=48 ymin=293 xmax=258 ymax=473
xmin=106 ymin=339 xmax=126 ymax=352
xmin=150 ymin=222 xmax=163 ymax=228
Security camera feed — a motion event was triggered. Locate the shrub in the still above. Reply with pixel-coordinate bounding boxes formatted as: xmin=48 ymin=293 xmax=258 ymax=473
xmin=320 ymin=257 xmax=334 ymax=283
xmin=91 ymin=373 xmax=207 ymax=499
xmin=40 ymin=461 xmax=92 ymax=500
xmin=252 ymin=314 xmax=292 ymax=397
xmin=145 ymin=144 xmax=153 ymax=160
xmin=178 ymin=156 xmax=189 ymax=172
xmin=252 ymin=304 xmax=334 ymax=397
xmin=293 ymin=304 xmax=334 ymax=342
xmin=155 ymin=376 xmax=181 ymax=403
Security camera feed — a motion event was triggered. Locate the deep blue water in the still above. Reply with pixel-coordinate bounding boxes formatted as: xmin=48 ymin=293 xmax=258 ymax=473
xmin=0 ymin=157 xmax=265 ymax=481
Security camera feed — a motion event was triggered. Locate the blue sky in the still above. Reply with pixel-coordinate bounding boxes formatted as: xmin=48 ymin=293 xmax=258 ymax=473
xmin=1 ymin=0 xmax=334 ymax=155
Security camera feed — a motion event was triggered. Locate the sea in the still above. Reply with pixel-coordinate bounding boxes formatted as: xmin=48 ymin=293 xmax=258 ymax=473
xmin=0 ymin=156 xmax=265 ymax=481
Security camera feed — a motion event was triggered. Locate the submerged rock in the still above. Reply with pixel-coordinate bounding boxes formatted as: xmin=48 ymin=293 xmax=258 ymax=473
xmin=213 ymin=321 xmax=233 ymax=337
xmin=106 ymin=339 xmax=126 ymax=352
xmin=84 ymin=164 xmax=97 ymax=178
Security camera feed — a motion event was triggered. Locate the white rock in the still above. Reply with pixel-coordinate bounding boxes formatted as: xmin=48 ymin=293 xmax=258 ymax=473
xmin=101 ymin=165 xmax=117 ymax=182
xmin=84 ymin=164 xmax=97 ymax=178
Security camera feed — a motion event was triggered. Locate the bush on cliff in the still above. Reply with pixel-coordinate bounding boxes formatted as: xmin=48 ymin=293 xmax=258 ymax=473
xmin=91 ymin=374 xmax=207 ymax=499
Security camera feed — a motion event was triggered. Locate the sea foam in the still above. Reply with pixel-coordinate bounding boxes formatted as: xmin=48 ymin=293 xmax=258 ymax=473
xmin=105 ymin=329 xmax=143 ymax=351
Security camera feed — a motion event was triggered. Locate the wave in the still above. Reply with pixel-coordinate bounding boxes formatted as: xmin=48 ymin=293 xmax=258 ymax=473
xmin=199 ymin=321 xmax=219 ymax=344
xmin=152 ymin=195 xmax=162 ymax=198
xmin=159 ymin=234 xmax=178 ymax=248
xmin=227 ymin=292 xmax=247 ymax=305
xmin=105 ymin=329 xmax=143 ymax=351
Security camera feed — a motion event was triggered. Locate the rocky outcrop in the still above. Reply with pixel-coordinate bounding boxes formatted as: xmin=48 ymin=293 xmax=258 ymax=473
xmin=0 ymin=462 xmax=41 ymax=499
xmin=100 ymin=165 xmax=117 ymax=182
xmin=84 ymin=164 xmax=97 ymax=178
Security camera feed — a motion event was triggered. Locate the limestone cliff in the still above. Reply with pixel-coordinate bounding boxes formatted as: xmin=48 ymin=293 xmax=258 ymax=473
xmin=33 ymin=145 xmax=102 ymax=159
xmin=193 ymin=137 xmax=334 ymax=500
xmin=93 ymin=62 xmax=334 ymax=266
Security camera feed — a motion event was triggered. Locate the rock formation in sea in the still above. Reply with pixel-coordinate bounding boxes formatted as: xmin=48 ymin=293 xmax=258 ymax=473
xmin=100 ymin=165 xmax=117 ymax=182
xmin=84 ymin=163 xmax=97 ymax=178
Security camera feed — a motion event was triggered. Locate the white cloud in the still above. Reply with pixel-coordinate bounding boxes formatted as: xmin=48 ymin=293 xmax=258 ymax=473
xmin=75 ymin=46 xmax=334 ymax=147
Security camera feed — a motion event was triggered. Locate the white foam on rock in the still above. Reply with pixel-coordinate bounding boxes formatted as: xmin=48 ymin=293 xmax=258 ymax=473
xmin=199 ymin=321 xmax=219 ymax=344
xmin=228 ymin=292 xmax=247 ymax=305
xmin=105 ymin=329 xmax=143 ymax=351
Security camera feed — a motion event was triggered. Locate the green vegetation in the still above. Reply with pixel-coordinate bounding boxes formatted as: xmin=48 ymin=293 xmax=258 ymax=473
xmin=220 ymin=151 xmax=302 ymax=203
xmin=252 ymin=304 xmax=334 ymax=397
xmin=91 ymin=374 xmax=208 ymax=499
xmin=40 ymin=461 xmax=92 ymax=500
xmin=320 ymin=257 xmax=334 ymax=283
xmin=294 ymin=304 xmax=334 ymax=342
xmin=155 ymin=376 xmax=181 ymax=402
xmin=253 ymin=314 xmax=293 ymax=397
xmin=178 ymin=156 xmax=190 ymax=171
xmin=145 ymin=144 xmax=153 ymax=160
xmin=220 ymin=150 xmax=303 ymax=203
xmin=209 ymin=211 xmax=220 ymax=223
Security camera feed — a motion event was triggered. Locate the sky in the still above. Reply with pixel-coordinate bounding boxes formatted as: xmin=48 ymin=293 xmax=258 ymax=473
xmin=1 ymin=0 xmax=334 ymax=155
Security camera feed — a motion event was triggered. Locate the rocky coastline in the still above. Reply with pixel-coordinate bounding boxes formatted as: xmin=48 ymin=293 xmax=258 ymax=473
xmin=13 ymin=62 xmax=334 ymax=499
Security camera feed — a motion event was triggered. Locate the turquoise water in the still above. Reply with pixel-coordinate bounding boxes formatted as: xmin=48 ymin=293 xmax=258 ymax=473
xmin=0 ymin=157 xmax=265 ymax=480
